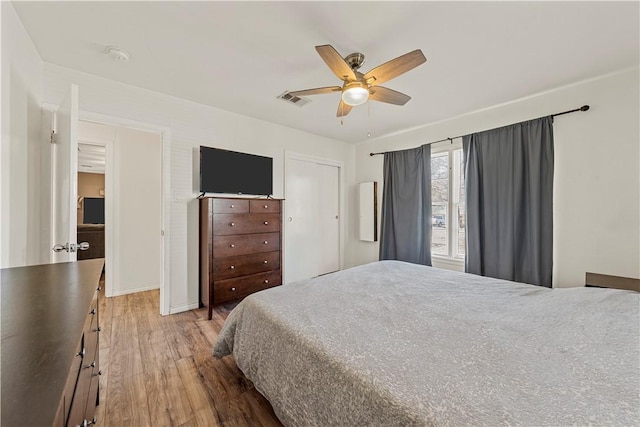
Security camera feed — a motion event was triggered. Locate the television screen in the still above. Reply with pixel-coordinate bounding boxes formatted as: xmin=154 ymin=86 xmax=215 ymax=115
xmin=200 ymin=146 xmax=273 ymax=196
xmin=83 ymin=197 xmax=105 ymax=224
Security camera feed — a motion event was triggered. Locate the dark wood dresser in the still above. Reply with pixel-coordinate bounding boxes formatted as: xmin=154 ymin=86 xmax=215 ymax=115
xmin=1 ymin=259 xmax=104 ymax=427
xmin=200 ymin=197 xmax=283 ymax=319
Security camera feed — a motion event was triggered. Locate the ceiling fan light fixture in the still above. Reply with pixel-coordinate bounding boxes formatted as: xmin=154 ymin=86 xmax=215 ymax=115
xmin=342 ymin=84 xmax=369 ymax=106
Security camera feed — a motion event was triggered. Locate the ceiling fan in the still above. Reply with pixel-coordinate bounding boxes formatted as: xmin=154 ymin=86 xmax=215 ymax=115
xmin=289 ymin=45 xmax=427 ymax=117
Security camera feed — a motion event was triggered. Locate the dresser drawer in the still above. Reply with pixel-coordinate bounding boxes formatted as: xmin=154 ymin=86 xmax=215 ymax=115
xmin=213 ymin=251 xmax=280 ymax=280
xmin=250 ymin=199 xmax=280 ymax=213
xmin=213 ymin=232 xmax=280 ymax=258
xmin=214 ymin=270 xmax=281 ymax=303
xmin=213 ymin=213 xmax=280 ymax=235
xmin=212 ymin=198 xmax=249 ymax=214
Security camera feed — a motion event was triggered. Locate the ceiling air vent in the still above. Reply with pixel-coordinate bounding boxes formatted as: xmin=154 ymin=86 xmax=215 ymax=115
xmin=277 ymin=91 xmax=310 ymax=107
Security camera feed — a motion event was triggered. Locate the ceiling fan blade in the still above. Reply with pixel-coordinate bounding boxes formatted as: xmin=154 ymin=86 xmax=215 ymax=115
xmin=364 ymin=49 xmax=426 ymax=86
xmin=336 ymin=100 xmax=353 ymax=117
xmin=316 ymin=45 xmax=357 ymax=82
xmin=288 ymin=86 xmax=342 ymax=97
xmin=369 ymin=86 xmax=411 ymax=106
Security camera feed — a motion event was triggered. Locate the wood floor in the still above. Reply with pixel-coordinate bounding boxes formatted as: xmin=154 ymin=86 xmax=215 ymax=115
xmin=95 ymin=287 xmax=283 ymax=427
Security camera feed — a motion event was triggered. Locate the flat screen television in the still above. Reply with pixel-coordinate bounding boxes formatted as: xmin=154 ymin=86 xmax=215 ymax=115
xmin=200 ymin=146 xmax=273 ymax=196
xmin=83 ymin=197 xmax=105 ymax=224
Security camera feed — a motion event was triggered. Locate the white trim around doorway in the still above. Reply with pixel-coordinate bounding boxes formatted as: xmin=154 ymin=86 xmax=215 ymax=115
xmin=43 ymin=103 xmax=172 ymax=316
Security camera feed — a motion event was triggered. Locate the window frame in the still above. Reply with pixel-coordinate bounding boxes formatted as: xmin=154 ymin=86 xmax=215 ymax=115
xmin=431 ymin=140 xmax=465 ymax=264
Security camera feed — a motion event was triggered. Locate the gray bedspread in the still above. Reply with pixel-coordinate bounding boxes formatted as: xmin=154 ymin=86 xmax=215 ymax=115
xmin=213 ymin=261 xmax=640 ymax=426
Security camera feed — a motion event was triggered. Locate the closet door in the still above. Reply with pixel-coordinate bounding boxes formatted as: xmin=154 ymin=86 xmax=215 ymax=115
xmin=285 ymin=158 xmax=340 ymax=284
xmin=316 ymin=164 xmax=340 ymax=276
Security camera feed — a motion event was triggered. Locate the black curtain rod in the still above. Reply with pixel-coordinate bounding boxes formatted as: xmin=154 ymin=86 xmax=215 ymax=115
xmin=369 ymin=104 xmax=590 ymax=157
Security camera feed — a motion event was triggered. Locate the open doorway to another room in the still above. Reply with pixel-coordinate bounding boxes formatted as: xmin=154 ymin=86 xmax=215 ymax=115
xmin=77 ymin=120 xmax=163 ymax=307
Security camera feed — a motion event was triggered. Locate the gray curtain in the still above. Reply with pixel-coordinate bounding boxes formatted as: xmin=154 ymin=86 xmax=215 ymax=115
xmin=463 ymin=116 xmax=554 ymax=287
xmin=379 ymin=144 xmax=432 ymax=265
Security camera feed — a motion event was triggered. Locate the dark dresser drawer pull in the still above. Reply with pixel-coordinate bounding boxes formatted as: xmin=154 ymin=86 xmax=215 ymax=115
xmin=264 ymin=221 xmax=269 ymax=225
xmin=230 ymin=265 xmax=235 ymax=270
xmin=230 ymin=244 xmax=235 ymax=248
xmin=231 ymin=287 xmax=236 ymax=292
xmin=264 ymin=280 xmax=269 ymax=284
xmin=84 ymin=360 xmax=96 ymax=369
xmin=263 ymin=241 xmax=268 ymax=244
xmin=230 ymin=222 xmax=235 ymax=226
xmin=89 ymin=308 xmax=96 ymax=315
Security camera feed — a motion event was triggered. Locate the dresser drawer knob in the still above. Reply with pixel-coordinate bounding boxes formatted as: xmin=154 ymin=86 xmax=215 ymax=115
xmin=264 ymin=221 xmax=269 ymax=225
xmin=264 ymin=205 xmax=268 ymax=208
xmin=76 ymin=348 xmax=86 ymax=358
xmin=89 ymin=308 xmax=96 ymax=315
xmin=93 ymin=370 xmax=103 ymax=377
xmin=263 ymin=241 xmax=268 ymax=244
xmin=77 ymin=417 xmax=97 ymax=427
xmin=230 ymin=222 xmax=235 ymax=227
xmin=230 ymin=265 xmax=235 ymax=269
xmin=263 ymin=260 xmax=268 ymax=264
xmin=264 ymin=280 xmax=269 ymax=284
xmin=231 ymin=287 xmax=236 ymax=292
xmin=85 ymin=360 xmax=96 ymax=369
xmin=230 ymin=244 xmax=235 ymax=248
xmin=94 ymin=326 xmax=102 ymax=333
xmin=96 ymin=286 xmax=102 ymax=291
xmin=230 ymin=204 xmax=235 ymax=208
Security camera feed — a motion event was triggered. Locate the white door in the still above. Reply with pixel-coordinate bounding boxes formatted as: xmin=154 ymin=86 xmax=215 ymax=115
xmin=285 ymin=158 xmax=340 ymax=283
xmin=51 ymin=84 xmax=80 ymax=263
xmin=316 ymin=164 xmax=340 ymax=275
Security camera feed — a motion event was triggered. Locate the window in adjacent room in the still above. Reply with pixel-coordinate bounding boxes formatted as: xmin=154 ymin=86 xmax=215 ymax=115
xmin=431 ymin=142 xmax=465 ymax=260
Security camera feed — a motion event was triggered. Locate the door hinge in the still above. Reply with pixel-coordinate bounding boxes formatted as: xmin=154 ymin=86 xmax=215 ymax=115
xmin=50 ymin=131 xmax=56 ymax=144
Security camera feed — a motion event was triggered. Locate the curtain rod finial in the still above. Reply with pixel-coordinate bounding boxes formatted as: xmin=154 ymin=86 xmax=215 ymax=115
xmin=580 ymin=105 xmax=590 ymax=112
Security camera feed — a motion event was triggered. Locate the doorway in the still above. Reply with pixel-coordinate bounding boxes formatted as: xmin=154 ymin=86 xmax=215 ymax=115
xmin=284 ymin=152 xmax=342 ymax=284
xmin=77 ymin=120 xmax=164 ymax=305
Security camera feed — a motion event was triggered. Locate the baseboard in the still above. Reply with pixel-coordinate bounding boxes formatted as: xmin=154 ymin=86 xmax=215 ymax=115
xmin=110 ymin=284 xmax=160 ymax=297
xmin=169 ymin=301 xmax=200 ymax=314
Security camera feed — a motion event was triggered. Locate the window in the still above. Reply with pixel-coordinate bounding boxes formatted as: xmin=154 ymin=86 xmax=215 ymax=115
xmin=431 ymin=143 xmax=465 ymax=259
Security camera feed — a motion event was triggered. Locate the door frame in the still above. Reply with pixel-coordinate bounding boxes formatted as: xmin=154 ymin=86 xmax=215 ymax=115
xmin=43 ymin=103 xmax=172 ymax=316
xmin=283 ymin=151 xmax=344 ymax=283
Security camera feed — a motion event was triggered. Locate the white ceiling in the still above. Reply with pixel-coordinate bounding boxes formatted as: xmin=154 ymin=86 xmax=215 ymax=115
xmin=78 ymin=143 xmax=105 ymax=174
xmin=13 ymin=1 xmax=639 ymax=143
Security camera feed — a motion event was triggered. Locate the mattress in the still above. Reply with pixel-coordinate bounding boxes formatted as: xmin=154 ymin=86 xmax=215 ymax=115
xmin=214 ymin=261 xmax=640 ymax=426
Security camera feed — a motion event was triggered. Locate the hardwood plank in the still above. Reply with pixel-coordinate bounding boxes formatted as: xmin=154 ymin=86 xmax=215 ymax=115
xmin=176 ymin=357 xmax=223 ymax=425
xmin=107 ymin=314 xmax=142 ymax=380
xmin=104 ymin=373 xmax=151 ymax=427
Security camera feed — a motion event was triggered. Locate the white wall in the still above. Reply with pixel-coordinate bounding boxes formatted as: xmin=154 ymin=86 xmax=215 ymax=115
xmin=43 ymin=63 xmax=356 ymax=312
xmin=354 ymin=68 xmax=640 ymax=287
xmin=0 ymin=2 xmax=47 ymax=268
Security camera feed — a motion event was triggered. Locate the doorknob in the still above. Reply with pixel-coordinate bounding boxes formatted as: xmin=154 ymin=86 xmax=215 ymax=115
xmin=53 ymin=243 xmax=70 ymax=253
xmin=78 ymin=242 xmax=90 ymax=251
xmin=288 ymin=217 xmax=293 ymax=222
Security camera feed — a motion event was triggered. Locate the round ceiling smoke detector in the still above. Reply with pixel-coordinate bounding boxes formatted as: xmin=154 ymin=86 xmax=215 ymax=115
xmin=106 ymin=46 xmax=130 ymax=62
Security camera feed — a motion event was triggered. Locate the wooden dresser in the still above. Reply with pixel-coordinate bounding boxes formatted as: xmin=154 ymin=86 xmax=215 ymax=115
xmin=1 ymin=259 xmax=104 ymax=427
xmin=200 ymin=197 xmax=283 ymax=319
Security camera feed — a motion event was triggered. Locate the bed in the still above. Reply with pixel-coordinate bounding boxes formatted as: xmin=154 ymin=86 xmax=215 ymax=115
xmin=213 ymin=261 xmax=640 ymax=426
